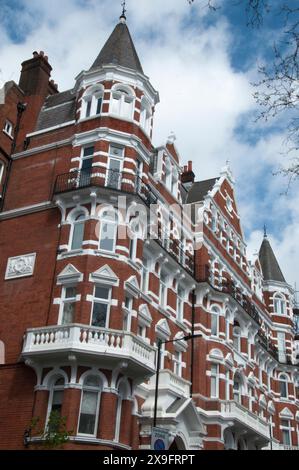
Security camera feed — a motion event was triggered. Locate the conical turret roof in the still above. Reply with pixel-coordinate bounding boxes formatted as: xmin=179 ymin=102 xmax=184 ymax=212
xmin=90 ymin=20 xmax=143 ymax=74
xmin=259 ymin=236 xmax=286 ymax=283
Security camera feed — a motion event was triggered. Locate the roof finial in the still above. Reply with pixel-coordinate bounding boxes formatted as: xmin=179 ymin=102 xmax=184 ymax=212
xmin=264 ymin=224 xmax=268 ymax=238
xmin=120 ymin=1 xmax=127 ymax=23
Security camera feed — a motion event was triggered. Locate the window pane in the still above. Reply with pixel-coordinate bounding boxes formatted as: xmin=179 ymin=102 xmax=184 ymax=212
xmin=282 ymin=429 xmax=291 ymax=446
xmin=62 ymin=302 xmax=75 ymax=325
xmin=211 ymin=315 xmax=218 ymax=335
xmin=95 ymin=287 xmax=110 ymax=300
xmin=72 ymin=222 xmax=85 ymax=250
xmin=78 ymin=392 xmax=98 ymax=435
xmin=211 ymin=376 xmax=217 ymax=397
xmin=81 ymin=157 xmax=93 ymax=172
xmin=86 ymin=100 xmax=92 ymax=118
xmin=65 ymin=287 xmax=76 ymax=299
xmin=83 ymin=147 xmax=94 ymax=157
xmin=52 ymin=390 xmax=63 ymax=406
xmin=92 ymin=302 xmax=108 ymax=328
xmin=100 ymin=222 xmax=116 ymax=251
xmin=85 ymin=376 xmax=101 ymax=387
xmin=96 ymin=98 xmax=102 ymax=115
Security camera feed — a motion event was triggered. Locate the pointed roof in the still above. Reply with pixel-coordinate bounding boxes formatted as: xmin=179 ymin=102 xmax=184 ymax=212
xmin=259 ymin=236 xmax=286 ymax=283
xmin=90 ymin=20 xmax=144 ymax=74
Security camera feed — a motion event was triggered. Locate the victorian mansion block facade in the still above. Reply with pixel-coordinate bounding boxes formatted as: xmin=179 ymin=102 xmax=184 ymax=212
xmin=0 ymin=15 xmax=299 ymax=451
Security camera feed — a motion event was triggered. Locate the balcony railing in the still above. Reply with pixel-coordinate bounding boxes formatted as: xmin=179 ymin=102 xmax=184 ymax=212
xmin=196 ymin=265 xmax=261 ymax=326
xmin=54 ymin=169 xmax=194 ymax=276
xmin=257 ymin=331 xmax=279 ymax=361
xmin=22 ymin=324 xmax=156 ymax=377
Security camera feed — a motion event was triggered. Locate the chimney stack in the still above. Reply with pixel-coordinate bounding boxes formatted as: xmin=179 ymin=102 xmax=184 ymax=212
xmin=19 ymin=51 xmax=54 ymax=97
xmin=181 ymin=160 xmax=195 ymax=189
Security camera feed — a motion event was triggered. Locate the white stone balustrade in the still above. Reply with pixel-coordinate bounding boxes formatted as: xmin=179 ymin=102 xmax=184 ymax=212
xmin=22 ymin=324 xmax=156 ymax=376
xmin=221 ymin=401 xmax=270 ymax=438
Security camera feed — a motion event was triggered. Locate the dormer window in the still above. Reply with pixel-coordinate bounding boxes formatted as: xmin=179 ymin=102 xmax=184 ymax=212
xmin=111 ymin=85 xmax=134 ymax=120
xmin=82 ymin=85 xmax=104 ymax=119
xmin=3 ymin=120 xmax=13 ymax=138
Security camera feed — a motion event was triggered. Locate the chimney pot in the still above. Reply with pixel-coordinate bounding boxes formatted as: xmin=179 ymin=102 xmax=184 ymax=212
xmin=40 ymin=51 xmax=44 ymax=57
xmin=188 ymin=161 xmax=193 ymax=172
xmin=33 ymin=51 xmax=39 ymax=58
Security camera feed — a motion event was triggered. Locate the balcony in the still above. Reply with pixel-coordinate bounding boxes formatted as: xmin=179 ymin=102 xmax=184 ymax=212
xmin=197 ymin=265 xmax=261 ymax=325
xmin=54 ymin=169 xmax=194 ymax=277
xmin=146 ymin=369 xmax=191 ymax=397
xmin=22 ymin=324 xmax=156 ymax=378
xmin=221 ymin=401 xmax=270 ymax=440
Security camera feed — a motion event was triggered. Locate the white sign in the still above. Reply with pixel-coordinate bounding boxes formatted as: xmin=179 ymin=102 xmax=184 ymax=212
xmin=5 ymin=253 xmax=36 ymax=280
xmin=151 ymin=427 xmax=170 ymax=451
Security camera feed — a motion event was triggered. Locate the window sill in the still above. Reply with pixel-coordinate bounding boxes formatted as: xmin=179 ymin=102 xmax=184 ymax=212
xmin=2 ymin=130 xmax=13 ymax=140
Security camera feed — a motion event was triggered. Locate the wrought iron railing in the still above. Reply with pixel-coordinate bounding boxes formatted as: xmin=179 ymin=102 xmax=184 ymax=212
xmin=196 ymin=264 xmax=261 ymax=326
xmin=257 ymin=331 xmax=279 ymax=361
xmin=54 ymin=169 xmax=193 ymax=276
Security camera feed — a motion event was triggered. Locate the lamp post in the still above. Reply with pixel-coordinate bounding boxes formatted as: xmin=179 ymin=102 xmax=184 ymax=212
xmin=153 ymin=333 xmax=202 ymax=428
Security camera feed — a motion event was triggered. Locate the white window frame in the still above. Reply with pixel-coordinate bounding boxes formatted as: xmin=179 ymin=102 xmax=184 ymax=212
xmin=176 ymin=286 xmax=185 ymax=322
xmin=0 ymin=162 xmax=4 ymax=184
xmin=159 ymin=271 xmax=168 ymax=309
xmin=210 ymin=364 xmax=219 ymax=398
xmin=70 ymin=213 xmax=86 ymax=251
xmin=123 ymin=297 xmax=133 ymax=332
xmin=281 ymin=419 xmax=293 ymax=446
xmin=226 ymin=370 xmax=230 ymax=400
xmin=58 ymin=286 xmax=77 ymax=325
xmin=91 ymin=285 xmax=112 ymax=328
xmin=273 ymin=293 xmax=287 ymax=315
xmin=279 ymin=374 xmax=289 ymax=399
xmin=140 ymin=97 xmax=152 ymax=134
xmin=110 ymin=86 xmax=135 ymax=120
xmin=3 ymin=120 xmax=13 ymax=138
xmin=277 ymin=331 xmax=287 ymax=363
xmin=46 ymin=376 xmax=65 ymax=427
xmin=78 ymin=375 xmax=102 ymax=437
xmin=99 ymin=209 xmax=118 ymax=253
xmin=83 ymin=86 xmax=104 ymax=119
xmin=142 ymin=258 xmax=150 ymax=293
xmin=173 ymin=350 xmax=183 ymax=377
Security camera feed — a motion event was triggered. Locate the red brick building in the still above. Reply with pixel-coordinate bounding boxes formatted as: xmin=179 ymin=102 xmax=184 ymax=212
xmin=0 ymin=13 xmax=298 ymax=451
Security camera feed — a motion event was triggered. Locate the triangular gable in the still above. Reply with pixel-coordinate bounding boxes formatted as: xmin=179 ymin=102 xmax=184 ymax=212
xmin=124 ymin=275 xmax=140 ymax=298
xmin=155 ymin=319 xmax=171 ymax=340
xmin=279 ymin=407 xmax=294 ymax=419
xmin=89 ymin=264 xmax=119 ymax=286
xmin=57 ymin=264 xmax=83 ymax=284
xmin=138 ymin=304 xmax=152 ymax=327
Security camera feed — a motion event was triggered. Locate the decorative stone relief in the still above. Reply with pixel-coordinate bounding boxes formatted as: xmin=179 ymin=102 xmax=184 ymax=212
xmin=5 ymin=253 xmax=36 ymax=280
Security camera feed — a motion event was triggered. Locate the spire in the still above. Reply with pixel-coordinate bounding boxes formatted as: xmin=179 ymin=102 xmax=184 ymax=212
xmin=259 ymin=235 xmax=286 ymax=283
xmin=89 ymin=8 xmax=144 ymax=74
xmin=120 ymin=1 xmax=127 ymax=23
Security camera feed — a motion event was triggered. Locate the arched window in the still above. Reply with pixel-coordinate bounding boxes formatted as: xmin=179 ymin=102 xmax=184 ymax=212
xmin=273 ymin=293 xmax=287 ymax=315
xmin=47 ymin=376 xmax=65 ymax=430
xmin=83 ymin=85 xmax=104 ymax=119
xmin=279 ymin=374 xmax=289 ymax=399
xmin=71 ymin=214 xmax=86 ymax=250
xmin=164 ymin=159 xmax=173 ymax=192
xmin=233 ymin=373 xmax=242 ymax=403
xmin=140 ymin=97 xmax=152 ymax=134
xmin=99 ymin=209 xmax=118 ymax=252
xmin=111 ymin=85 xmax=134 ymax=119
xmin=78 ymin=375 xmax=102 ymax=436
xmin=233 ymin=323 xmax=241 ymax=352
xmin=210 ymin=305 xmax=220 ymax=337
xmin=114 ymin=381 xmax=130 ymax=442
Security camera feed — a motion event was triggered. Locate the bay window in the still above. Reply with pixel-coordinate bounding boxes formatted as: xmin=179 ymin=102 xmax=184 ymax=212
xmin=281 ymin=419 xmax=292 ymax=446
xmin=71 ymin=214 xmax=85 ymax=250
xmin=111 ymin=86 xmax=134 ymax=119
xmin=99 ymin=209 xmax=118 ymax=252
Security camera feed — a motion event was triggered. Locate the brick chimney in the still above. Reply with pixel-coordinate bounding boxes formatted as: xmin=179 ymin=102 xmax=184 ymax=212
xmin=19 ymin=51 xmax=57 ymax=97
xmin=181 ymin=161 xmax=195 ymax=189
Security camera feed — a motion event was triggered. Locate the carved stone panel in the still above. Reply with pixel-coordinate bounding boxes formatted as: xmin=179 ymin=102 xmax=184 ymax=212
xmin=5 ymin=253 xmax=36 ymax=280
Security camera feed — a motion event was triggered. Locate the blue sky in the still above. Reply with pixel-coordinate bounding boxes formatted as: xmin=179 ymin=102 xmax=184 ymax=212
xmin=0 ymin=0 xmax=298 ymax=291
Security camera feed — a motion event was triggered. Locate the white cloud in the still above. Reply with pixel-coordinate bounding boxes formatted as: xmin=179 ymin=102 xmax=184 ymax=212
xmin=0 ymin=0 xmax=298 ymax=287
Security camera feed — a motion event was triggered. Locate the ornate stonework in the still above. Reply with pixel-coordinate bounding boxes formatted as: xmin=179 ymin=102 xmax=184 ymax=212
xmin=5 ymin=253 xmax=36 ymax=280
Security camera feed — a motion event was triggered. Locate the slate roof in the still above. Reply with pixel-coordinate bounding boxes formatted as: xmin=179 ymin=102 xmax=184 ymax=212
xmin=259 ymin=237 xmax=286 ymax=283
xmin=35 ymin=89 xmax=76 ymax=131
xmin=90 ymin=21 xmax=144 ymax=74
xmin=186 ymin=178 xmax=219 ymax=204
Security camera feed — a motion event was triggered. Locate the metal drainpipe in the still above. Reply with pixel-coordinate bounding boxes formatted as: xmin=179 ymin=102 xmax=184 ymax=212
xmin=0 ymin=102 xmax=27 ymax=212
